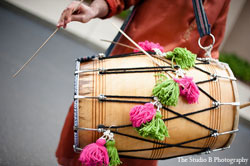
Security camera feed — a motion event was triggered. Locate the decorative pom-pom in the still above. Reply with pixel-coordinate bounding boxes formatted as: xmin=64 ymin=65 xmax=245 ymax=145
xmin=134 ymin=40 xmax=164 ymax=52
xmin=137 ymin=111 xmax=169 ymax=140
xmin=152 ymin=75 xmax=180 ymax=106
xmin=174 ymin=76 xmax=199 ymax=104
xmin=129 ymin=103 xmax=156 ymax=128
xmin=106 ymin=140 xmax=122 ymax=166
xmin=79 ymin=138 xmax=109 ymax=166
xmin=165 ymin=47 xmax=196 ymax=69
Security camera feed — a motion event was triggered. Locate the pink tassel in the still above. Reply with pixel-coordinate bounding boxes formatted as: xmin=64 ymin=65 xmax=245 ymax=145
xmin=79 ymin=138 xmax=109 ymax=166
xmin=174 ymin=76 xmax=199 ymax=104
xmin=129 ymin=103 xmax=156 ymax=128
xmin=133 ymin=40 xmax=164 ymax=52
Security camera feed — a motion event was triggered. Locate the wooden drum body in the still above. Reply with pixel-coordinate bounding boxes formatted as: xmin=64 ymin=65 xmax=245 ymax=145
xmin=73 ymin=53 xmax=239 ymax=159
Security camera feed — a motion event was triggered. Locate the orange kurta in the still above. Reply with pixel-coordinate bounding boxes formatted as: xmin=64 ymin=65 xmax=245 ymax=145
xmin=107 ymin=0 xmax=230 ymax=59
xmin=56 ymin=0 xmax=230 ymax=165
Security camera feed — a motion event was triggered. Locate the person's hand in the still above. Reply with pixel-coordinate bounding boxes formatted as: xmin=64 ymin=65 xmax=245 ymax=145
xmin=57 ymin=0 xmax=109 ymax=29
xmin=57 ymin=1 xmax=97 ymax=28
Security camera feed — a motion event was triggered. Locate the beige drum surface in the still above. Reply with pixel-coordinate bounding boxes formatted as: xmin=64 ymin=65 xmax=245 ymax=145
xmin=76 ymin=54 xmax=239 ymax=159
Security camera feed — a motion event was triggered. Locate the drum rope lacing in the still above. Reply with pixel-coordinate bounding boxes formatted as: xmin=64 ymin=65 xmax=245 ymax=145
xmin=76 ymin=52 xmax=236 ymax=81
xmin=73 ymin=53 xmax=239 ymax=159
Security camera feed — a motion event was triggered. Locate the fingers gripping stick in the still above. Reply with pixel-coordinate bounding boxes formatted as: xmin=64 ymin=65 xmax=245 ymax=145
xmin=12 ymin=0 xmax=84 ymax=78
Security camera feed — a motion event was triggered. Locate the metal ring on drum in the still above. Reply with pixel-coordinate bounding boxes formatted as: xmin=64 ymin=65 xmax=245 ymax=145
xmin=198 ymin=34 xmax=215 ymax=50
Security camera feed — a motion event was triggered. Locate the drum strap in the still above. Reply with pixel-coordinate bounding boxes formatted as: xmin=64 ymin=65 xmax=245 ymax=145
xmin=105 ymin=7 xmax=136 ymax=56
xmin=106 ymin=0 xmax=211 ymax=56
xmin=192 ymin=0 xmax=211 ymax=37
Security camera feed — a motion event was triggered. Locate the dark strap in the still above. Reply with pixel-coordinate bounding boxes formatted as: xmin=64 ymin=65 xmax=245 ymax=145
xmin=106 ymin=0 xmax=210 ymax=53
xmin=105 ymin=7 xmax=136 ymax=56
xmin=192 ymin=0 xmax=211 ymax=37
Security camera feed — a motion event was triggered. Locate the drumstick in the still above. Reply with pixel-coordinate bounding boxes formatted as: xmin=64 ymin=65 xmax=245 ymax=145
xmin=102 ymin=33 xmax=174 ymax=78
xmin=12 ymin=0 xmax=84 ymax=78
xmin=240 ymin=102 xmax=250 ymax=109
xmin=100 ymin=39 xmax=138 ymax=50
xmin=100 ymin=39 xmax=174 ymax=66
xmin=111 ymin=23 xmax=162 ymax=67
xmin=12 ymin=28 xmax=59 ymax=78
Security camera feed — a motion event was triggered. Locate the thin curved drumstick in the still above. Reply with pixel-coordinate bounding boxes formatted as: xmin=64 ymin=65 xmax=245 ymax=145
xmin=102 ymin=37 xmax=174 ymax=78
xmin=12 ymin=0 xmax=84 ymax=78
xmin=100 ymin=39 xmax=138 ymax=51
xmin=100 ymin=39 xmax=174 ymax=66
xmin=240 ymin=102 xmax=250 ymax=109
xmin=111 ymin=23 xmax=162 ymax=67
xmin=12 ymin=28 xmax=59 ymax=78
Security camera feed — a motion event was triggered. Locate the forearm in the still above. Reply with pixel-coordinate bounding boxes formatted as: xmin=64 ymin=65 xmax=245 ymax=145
xmin=90 ymin=0 xmax=109 ymax=18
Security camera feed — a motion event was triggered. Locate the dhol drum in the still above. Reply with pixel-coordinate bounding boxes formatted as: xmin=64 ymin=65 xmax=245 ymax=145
xmin=73 ymin=52 xmax=239 ymax=160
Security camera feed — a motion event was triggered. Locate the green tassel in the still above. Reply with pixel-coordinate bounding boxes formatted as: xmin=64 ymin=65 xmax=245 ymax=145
xmin=152 ymin=75 xmax=180 ymax=106
xmin=165 ymin=47 xmax=196 ymax=69
xmin=106 ymin=140 xmax=122 ymax=166
xmin=136 ymin=111 xmax=169 ymax=140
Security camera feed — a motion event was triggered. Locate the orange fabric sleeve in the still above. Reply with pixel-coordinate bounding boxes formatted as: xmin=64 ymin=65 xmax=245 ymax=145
xmin=104 ymin=0 xmax=141 ymax=18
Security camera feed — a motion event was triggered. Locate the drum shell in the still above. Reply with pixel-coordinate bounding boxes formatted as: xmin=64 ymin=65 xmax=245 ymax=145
xmin=75 ymin=54 xmax=239 ymax=159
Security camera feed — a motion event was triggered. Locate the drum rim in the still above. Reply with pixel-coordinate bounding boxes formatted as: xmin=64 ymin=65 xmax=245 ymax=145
xmin=73 ymin=59 xmax=80 ymax=152
xmin=223 ymin=63 xmax=240 ymax=148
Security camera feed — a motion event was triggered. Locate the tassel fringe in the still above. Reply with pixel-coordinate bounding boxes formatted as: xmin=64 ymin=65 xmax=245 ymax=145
xmin=166 ymin=47 xmax=196 ymax=69
xmin=129 ymin=103 xmax=156 ymax=128
xmin=106 ymin=140 xmax=122 ymax=166
xmin=174 ymin=76 xmax=200 ymax=104
xmin=137 ymin=111 xmax=169 ymax=140
xmin=79 ymin=138 xmax=109 ymax=166
xmin=153 ymin=75 xmax=180 ymax=106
